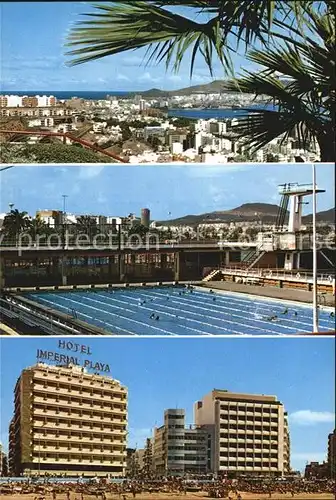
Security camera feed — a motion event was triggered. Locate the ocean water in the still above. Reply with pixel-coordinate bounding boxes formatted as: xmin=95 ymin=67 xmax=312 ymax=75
xmin=168 ymin=105 xmax=274 ymax=120
xmin=0 ymin=90 xmax=130 ymax=100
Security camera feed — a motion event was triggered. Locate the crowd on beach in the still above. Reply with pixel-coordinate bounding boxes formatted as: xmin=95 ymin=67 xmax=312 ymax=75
xmin=0 ymin=476 xmax=334 ymax=499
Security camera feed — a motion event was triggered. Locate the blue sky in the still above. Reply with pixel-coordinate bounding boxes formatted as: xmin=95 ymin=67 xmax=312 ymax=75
xmin=0 ymin=337 xmax=334 ymax=472
xmin=1 ymin=1 xmax=257 ymax=92
xmin=0 ymin=164 xmax=334 ymax=219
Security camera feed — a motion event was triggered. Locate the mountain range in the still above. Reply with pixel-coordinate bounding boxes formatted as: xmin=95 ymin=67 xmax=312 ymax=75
xmin=136 ymin=78 xmax=292 ymax=97
xmin=138 ymin=80 xmax=238 ymax=97
xmin=156 ymin=203 xmax=335 ymax=226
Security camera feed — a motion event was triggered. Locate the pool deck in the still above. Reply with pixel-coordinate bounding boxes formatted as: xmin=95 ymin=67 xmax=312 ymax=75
xmin=201 ymin=281 xmax=335 ymax=307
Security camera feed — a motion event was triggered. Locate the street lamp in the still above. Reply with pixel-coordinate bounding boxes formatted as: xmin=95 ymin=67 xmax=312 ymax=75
xmin=312 ymin=164 xmax=318 ymax=333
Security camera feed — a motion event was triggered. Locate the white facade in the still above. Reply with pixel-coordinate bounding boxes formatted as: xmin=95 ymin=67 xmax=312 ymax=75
xmin=27 ymin=117 xmax=54 ymax=128
xmin=172 ymin=142 xmax=183 ymax=155
xmin=1 ymin=95 xmax=57 ymax=107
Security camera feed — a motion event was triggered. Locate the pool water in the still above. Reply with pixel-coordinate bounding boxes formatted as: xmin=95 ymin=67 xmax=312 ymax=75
xmin=25 ymin=286 xmax=335 ymax=336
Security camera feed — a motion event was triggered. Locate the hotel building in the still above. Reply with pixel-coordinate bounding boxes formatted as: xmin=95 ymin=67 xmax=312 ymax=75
xmin=194 ymin=389 xmax=290 ymax=477
xmin=328 ymin=429 xmax=336 ymax=479
xmin=152 ymin=409 xmax=210 ymax=476
xmin=8 ymin=363 xmax=127 ymax=477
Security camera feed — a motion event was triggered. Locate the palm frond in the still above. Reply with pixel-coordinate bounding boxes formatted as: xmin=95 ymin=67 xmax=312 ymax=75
xmin=65 ymin=1 xmax=306 ymax=75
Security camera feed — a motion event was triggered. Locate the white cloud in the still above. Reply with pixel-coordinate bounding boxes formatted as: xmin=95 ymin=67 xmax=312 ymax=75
xmin=121 ymin=55 xmax=145 ymax=67
xmin=289 ymin=410 xmax=335 ymax=426
xmin=138 ymin=72 xmax=162 ymax=83
xmin=191 ymin=74 xmax=212 ymax=83
xmin=78 ymin=166 xmax=106 ymax=179
xmin=117 ymin=73 xmax=130 ymax=81
xmin=168 ymin=74 xmax=182 ymax=82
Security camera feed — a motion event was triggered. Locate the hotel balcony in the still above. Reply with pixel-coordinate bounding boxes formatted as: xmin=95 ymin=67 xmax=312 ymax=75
xmin=33 ymin=385 xmax=126 ymax=402
xmin=33 ymin=374 xmax=126 ymax=394
xmin=30 ymin=457 xmax=124 ymax=466
xmin=32 ymin=445 xmax=125 ymax=456
xmin=32 ymin=409 xmax=126 ymax=425
xmin=32 ymin=396 xmax=126 ymax=413
xmin=32 ymin=422 xmax=127 ymax=435
xmin=33 ymin=433 xmax=124 ymax=446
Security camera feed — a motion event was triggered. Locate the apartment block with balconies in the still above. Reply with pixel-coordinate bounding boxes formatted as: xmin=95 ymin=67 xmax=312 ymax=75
xmin=194 ymin=389 xmax=290 ymax=477
xmin=152 ymin=409 xmax=210 ymax=476
xmin=8 ymin=363 xmax=127 ymax=477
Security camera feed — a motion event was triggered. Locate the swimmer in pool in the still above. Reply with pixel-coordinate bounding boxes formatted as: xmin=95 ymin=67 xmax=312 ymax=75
xmin=265 ymin=315 xmax=278 ymax=321
xmin=150 ymin=313 xmax=155 ymax=319
xmin=330 ymin=311 xmax=335 ymax=318
xmin=213 ymin=297 xmax=216 ymax=301
xmin=156 ymin=315 xmax=160 ymax=321
xmin=281 ymin=308 xmax=288 ymax=315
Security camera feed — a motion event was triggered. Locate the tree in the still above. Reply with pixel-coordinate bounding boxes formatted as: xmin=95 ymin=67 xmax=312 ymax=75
xmin=224 ymin=6 xmax=335 ymax=161
xmin=147 ymin=135 xmax=162 ymax=151
xmin=128 ymin=224 xmax=150 ymax=239
xmin=65 ymin=1 xmax=335 ymax=160
xmin=28 ymin=216 xmax=50 ymax=243
xmin=76 ymin=216 xmax=98 ymax=242
xmin=2 ymin=209 xmax=31 ymax=244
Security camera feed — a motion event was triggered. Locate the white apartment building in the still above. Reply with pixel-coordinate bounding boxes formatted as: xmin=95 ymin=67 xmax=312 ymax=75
xmin=152 ymin=409 xmax=210 ymax=476
xmin=194 ymin=389 xmax=290 ymax=477
xmin=0 ymin=95 xmax=57 ymax=107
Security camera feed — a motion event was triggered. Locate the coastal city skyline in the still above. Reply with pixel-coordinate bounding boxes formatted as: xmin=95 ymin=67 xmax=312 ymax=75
xmin=0 ymin=337 xmax=334 ymax=473
xmin=2 ymin=3 xmax=259 ymax=92
xmin=1 ymin=165 xmax=334 ymax=220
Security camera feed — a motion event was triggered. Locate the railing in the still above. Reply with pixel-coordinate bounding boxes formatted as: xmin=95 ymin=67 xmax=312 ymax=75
xmin=218 ymin=267 xmax=335 ymax=284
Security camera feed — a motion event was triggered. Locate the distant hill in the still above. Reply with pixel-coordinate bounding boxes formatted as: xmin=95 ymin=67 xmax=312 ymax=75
xmin=157 ymin=203 xmax=284 ymax=226
xmin=138 ymin=80 xmax=236 ymax=98
xmin=157 ymin=203 xmax=334 ymax=226
xmin=138 ymin=78 xmax=291 ymax=98
xmin=303 ymin=207 xmax=335 ymax=223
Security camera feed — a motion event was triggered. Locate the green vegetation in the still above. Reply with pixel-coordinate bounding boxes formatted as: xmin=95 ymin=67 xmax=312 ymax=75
xmin=169 ymin=117 xmax=196 ymax=128
xmin=0 ymin=143 xmax=115 ymax=164
xmin=66 ymin=1 xmax=335 ymax=161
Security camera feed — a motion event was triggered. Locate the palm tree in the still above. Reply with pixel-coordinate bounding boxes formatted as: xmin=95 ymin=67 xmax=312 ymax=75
xmin=66 ymin=1 xmax=324 ymax=75
xmin=65 ymin=1 xmax=334 ymax=159
xmin=223 ymin=6 xmax=335 ymax=161
xmin=76 ymin=215 xmax=98 ymax=242
xmin=28 ymin=217 xmax=49 ymax=244
xmin=2 ymin=209 xmax=31 ymax=245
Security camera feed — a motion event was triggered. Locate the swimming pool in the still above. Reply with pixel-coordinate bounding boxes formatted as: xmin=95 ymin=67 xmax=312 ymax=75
xmin=25 ymin=286 xmax=334 ymax=336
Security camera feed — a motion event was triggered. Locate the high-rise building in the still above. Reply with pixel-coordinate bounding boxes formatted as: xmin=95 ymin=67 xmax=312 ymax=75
xmin=8 ymin=363 xmax=127 ymax=477
xmin=152 ymin=409 xmax=209 ymax=476
xmin=139 ymin=99 xmax=146 ymax=112
xmin=140 ymin=208 xmax=150 ymax=228
xmin=194 ymin=389 xmax=290 ymax=477
xmin=328 ymin=429 xmax=336 ymax=479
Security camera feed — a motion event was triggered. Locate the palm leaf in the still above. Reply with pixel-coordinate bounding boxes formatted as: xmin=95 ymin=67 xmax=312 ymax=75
xmin=65 ymin=1 xmax=309 ymax=75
